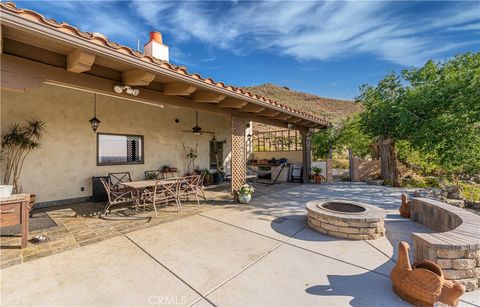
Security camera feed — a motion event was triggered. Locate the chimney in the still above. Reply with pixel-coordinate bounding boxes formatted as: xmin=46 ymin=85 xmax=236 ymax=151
xmin=144 ymin=31 xmax=169 ymax=62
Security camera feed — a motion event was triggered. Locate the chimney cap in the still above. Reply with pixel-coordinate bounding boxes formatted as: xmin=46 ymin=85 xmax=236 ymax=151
xmin=148 ymin=31 xmax=163 ymax=44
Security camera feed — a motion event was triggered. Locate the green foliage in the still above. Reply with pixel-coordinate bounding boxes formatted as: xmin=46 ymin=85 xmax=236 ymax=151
xmin=357 ymin=52 xmax=480 ymax=176
xmin=311 ymin=115 xmax=373 ymax=160
xmin=1 ymin=120 xmax=46 ymax=193
xmin=236 ymin=184 xmax=255 ymax=196
xmin=311 ymin=126 xmax=337 ymax=159
xmin=396 ymin=140 xmax=441 ymax=175
xmin=336 ymin=116 xmax=373 ymax=158
xmin=399 ymin=53 xmax=480 ymax=176
xmin=459 ymin=182 xmax=480 ymax=202
xmin=311 ymin=166 xmax=322 ymax=175
xmin=357 ymin=73 xmax=404 ymax=139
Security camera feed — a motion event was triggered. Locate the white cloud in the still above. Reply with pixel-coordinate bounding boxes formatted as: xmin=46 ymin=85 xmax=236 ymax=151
xmin=22 ymin=1 xmax=479 ymax=66
xmin=131 ymin=1 xmax=480 ymax=66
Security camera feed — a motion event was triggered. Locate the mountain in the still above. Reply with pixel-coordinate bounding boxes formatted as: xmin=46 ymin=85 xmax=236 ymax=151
xmin=244 ymin=83 xmax=362 ymax=131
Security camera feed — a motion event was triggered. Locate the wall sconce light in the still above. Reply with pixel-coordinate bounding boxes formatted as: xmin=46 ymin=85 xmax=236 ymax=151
xmin=89 ymin=94 xmax=101 ymax=133
xmin=287 ymin=123 xmax=293 ymax=129
xmin=246 ymin=123 xmax=251 ymax=128
xmin=114 ymin=85 xmax=140 ymax=96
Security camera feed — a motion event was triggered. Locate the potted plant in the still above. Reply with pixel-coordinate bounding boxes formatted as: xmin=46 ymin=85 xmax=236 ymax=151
xmin=236 ymin=184 xmax=255 ymax=203
xmin=183 ymin=143 xmax=198 ymax=175
xmin=1 ymin=120 xmax=46 ymax=199
xmin=201 ymin=169 xmax=213 ymax=186
xmin=212 ymin=169 xmax=225 ymax=184
xmin=311 ymin=166 xmax=324 ymax=184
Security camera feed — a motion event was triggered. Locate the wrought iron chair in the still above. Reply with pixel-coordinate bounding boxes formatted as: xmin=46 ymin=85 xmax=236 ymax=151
xmin=100 ymin=177 xmax=136 ymax=215
xmin=143 ymin=179 xmax=181 ymax=215
xmin=108 ymin=172 xmax=132 ymax=192
xmin=178 ymin=175 xmax=204 ymax=206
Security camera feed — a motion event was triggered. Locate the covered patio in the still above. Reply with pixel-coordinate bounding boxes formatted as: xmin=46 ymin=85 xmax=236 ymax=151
xmin=1 ymin=1 xmax=328 ymax=211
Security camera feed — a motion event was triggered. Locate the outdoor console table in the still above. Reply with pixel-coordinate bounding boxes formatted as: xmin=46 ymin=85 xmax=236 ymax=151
xmin=0 ymin=194 xmax=30 ymax=248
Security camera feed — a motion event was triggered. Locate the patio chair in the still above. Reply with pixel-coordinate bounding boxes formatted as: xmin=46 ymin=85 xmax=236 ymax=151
xmin=100 ymin=177 xmax=136 ymax=215
xmin=178 ymin=175 xmax=204 ymax=206
xmin=108 ymin=172 xmax=132 ymax=192
xmin=143 ymin=179 xmax=181 ymax=216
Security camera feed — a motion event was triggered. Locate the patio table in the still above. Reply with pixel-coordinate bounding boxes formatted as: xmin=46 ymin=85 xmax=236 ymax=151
xmin=123 ymin=178 xmax=182 ymax=208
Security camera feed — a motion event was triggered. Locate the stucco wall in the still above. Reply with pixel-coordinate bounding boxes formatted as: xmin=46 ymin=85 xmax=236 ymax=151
xmin=252 ymin=151 xmax=303 ymax=164
xmin=1 ymin=84 xmax=231 ymax=203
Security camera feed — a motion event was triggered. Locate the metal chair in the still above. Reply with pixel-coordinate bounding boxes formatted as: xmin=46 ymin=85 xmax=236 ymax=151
xmin=108 ymin=172 xmax=132 ymax=192
xmin=100 ymin=177 xmax=136 ymax=215
xmin=143 ymin=179 xmax=181 ymax=215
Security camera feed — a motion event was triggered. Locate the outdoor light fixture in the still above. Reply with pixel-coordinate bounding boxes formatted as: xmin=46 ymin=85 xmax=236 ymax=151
xmin=247 ymin=133 xmax=252 ymax=141
xmin=89 ymin=94 xmax=101 ymax=133
xmin=113 ymin=85 xmax=140 ymax=96
xmin=287 ymin=123 xmax=293 ymax=129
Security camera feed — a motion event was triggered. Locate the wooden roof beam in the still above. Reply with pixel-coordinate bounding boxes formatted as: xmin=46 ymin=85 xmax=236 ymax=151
xmin=122 ymin=69 xmax=155 ymax=86
xmin=289 ymin=117 xmax=302 ymax=123
xmin=163 ymin=82 xmax=197 ymax=95
xmin=297 ymin=119 xmax=311 ymax=126
xmin=66 ymin=49 xmax=96 ymax=73
xmin=239 ymin=104 xmax=266 ymax=113
xmin=217 ymin=97 xmax=248 ymax=109
xmin=258 ymin=109 xmax=281 ymax=117
xmin=275 ymin=113 xmax=292 ymax=120
xmin=193 ymin=91 xmax=226 ymax=103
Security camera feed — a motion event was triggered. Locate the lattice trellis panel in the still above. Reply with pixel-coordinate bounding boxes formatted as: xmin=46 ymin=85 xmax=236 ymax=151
xmin=231 ymin=116 xmax=247 ymax=195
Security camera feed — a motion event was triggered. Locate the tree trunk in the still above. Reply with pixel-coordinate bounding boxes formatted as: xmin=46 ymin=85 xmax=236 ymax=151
xmin=379 ymin=137 xmax=399 ymax=186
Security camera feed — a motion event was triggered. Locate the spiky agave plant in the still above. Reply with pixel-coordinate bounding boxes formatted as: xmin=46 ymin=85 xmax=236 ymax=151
xmin=1 ymin=120 xmax=46 ymax=193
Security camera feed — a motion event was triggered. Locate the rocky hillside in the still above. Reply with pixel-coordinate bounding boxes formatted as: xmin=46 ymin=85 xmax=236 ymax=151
xmin=245 ymin=83 xmax=362 ymax=131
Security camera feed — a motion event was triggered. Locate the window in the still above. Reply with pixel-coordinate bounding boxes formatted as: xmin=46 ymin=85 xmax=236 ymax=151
xmin=97 ymin=133 xmax=144 ymax=166
xmin=209 ymin=141 xmax=224 ymax=170
xmin=253 ymin=130 xmax=303 ymax=152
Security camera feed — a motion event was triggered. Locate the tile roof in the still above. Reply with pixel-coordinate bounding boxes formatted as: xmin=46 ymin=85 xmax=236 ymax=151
xmin=0 ymin=2 xmax=329 ymax=126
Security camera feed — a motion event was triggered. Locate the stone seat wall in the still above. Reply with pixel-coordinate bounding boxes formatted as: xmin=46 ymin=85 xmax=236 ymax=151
xmin=411 ymin=197 xmax=480 ymax=291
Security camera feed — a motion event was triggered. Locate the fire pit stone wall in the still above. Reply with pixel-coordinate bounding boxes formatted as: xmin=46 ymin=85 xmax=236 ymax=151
xmin=306 ymin=200 xmax=386 ymax=240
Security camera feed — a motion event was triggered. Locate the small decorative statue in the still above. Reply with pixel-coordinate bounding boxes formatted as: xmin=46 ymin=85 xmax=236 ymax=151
xmin=391 ymin=242 xmax=465 ymax=307
xmin=399 ymin=193 xmax=411 ymax=218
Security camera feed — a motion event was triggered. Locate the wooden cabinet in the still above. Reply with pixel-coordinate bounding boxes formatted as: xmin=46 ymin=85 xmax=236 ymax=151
xmin=0 ymin=194 xmax=30 ymax=248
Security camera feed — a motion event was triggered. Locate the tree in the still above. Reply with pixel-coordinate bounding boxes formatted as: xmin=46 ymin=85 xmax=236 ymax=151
xmin=356 ymin=74 xmax=404 ymax=185
xmin=399 ymin=53 xmax=480 ymax=176
xmin=1 ymin=120 xmax=46 ymax=193
xmin=357 ymin=52 xmax=480 ymax=181
xmin=311 ymin=115 xmax=373 ymax=160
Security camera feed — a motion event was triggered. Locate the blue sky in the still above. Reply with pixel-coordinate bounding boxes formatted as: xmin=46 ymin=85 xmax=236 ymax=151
xmin=15 ymin=1 xmax=480 ymax=99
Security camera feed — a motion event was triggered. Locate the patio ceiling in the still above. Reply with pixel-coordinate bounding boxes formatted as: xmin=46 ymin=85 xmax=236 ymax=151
xmin=0 ymin=2 xmax=329 ymax=130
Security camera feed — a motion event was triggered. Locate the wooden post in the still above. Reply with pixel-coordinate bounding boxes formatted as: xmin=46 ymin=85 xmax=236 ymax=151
xmin=301 ymin=128 xmax=312 ymax=184
xmin=231 ymin=116 xmax=247 ymax=199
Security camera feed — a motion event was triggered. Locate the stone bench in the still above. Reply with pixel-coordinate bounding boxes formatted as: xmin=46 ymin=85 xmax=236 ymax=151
xmin=410 ymin=197 xmax=480 ymax=291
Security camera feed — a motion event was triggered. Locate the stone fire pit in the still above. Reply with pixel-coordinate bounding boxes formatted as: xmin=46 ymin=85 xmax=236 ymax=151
xmin=306 ymin=200 xmax=386 ymax=240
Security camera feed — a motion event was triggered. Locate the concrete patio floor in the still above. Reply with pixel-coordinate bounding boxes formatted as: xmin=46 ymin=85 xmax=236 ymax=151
xmin=1 ymin=183 xmax=479 ymax=306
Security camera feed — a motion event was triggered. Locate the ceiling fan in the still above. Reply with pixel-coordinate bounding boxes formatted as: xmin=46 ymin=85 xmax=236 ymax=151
xmin=182 ymin=111 xmax=215 ymax=135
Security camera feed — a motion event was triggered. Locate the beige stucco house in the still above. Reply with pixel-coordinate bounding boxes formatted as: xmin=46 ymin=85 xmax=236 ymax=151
xmin=0 ymin=2 xmax=328 ymax=206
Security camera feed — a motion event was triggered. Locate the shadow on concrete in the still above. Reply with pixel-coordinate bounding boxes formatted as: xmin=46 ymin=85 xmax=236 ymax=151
xmin=305 ymin=260 xmax=407 ymax=306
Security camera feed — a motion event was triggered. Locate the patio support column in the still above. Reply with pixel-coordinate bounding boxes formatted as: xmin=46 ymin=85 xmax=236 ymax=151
xmin=300 ymin=128 xmax=312 ymax=183
xmin=231 ymin=115 xmax=247 ymax=198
